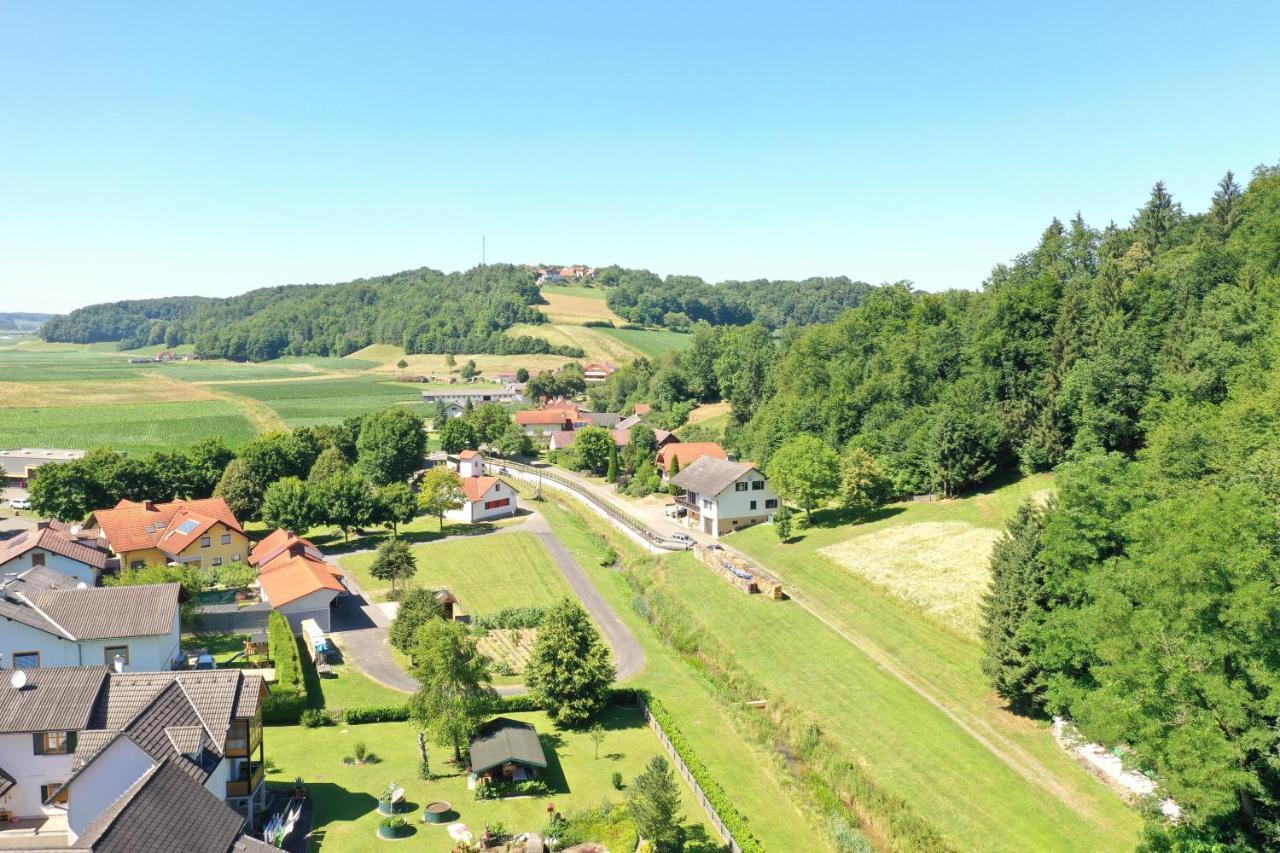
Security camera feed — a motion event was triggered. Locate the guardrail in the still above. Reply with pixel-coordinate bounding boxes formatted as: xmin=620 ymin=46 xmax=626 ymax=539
xmin=483 ymin=456 xmax=691 ymax=551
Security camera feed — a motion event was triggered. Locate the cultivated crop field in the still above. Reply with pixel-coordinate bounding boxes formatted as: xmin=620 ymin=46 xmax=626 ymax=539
xmin=819 ymin=520 xmax=1000 ymax=639
xmin=476 ymin=627 xmax=536 ymax=675
xmin=597 ymin=325 xmax=692 ymax=358
xmin=211 ymin=376 xmax=426 ymax=428
xmin=0 ymin=399 xmax=256 ymax=455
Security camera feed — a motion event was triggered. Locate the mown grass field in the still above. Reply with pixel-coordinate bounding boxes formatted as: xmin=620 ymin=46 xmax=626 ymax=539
xmin=536 ymin=284 xmax=625 ymax=324
xmin=340 ymin=532 xmax=572 ymax=612
xmin=266 ymin=706 xmax=719 ymax=853
xmin=597 ymin=325 xmax=692 ymax=359
xmin=506 ymin=322 xmax=648 ymax=363
xmin=719 ymin=473 xmax=1140 ymax=851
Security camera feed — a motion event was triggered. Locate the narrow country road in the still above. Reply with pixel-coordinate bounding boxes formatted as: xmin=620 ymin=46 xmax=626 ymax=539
xmin=328 ymin=507 xmax=644 ymax=697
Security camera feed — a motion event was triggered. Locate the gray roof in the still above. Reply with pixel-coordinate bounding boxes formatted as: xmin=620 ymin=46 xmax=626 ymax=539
xmin=87 ymin=670 xmax=258 ymax=752
xmin=470 ymin=717 xmax=547 ymax=773
xmin=0 ymin=666 xmax=108 ymax=732
xmin=616 ymin=414 xmax=644 ymax=430
xmin=0 ymin=565 xmax=83 ymax=636
xmin=76 ymin=758 xmax=247 ymax=853
xmin=583 ymin=412 xmax=621 ymax=427
xmin=29 ymin=583 xmax=181 ymax=640
xmin=670 ymin=455 xmax=756 ymax=496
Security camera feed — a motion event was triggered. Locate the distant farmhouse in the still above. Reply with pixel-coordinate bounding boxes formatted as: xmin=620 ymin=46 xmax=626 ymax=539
xmin=0 ymin=448 xmax=86 ymax=499
xmin=421 ymin=387 xmax=523 ymax=417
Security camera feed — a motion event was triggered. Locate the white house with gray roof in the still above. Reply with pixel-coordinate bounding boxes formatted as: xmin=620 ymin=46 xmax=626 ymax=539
xmin=0 ymin=567 xmax=181 ymax=672
xmin=0 ymin=522 xmax=111 ymax=586
xmin=670 ymin=456 xmax=779 ymax=537
xmin=0 ymin=665 xmax=268 ymax=848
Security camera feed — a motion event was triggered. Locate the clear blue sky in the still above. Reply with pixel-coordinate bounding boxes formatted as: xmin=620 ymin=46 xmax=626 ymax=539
xmin=3 ymin=1 xmax=1279 ymax=313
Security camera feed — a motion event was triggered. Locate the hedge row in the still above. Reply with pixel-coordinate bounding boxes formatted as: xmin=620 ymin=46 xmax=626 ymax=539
xmin=475 ymin=606 xmax=549 ymax=631
xmin=642 ymin=693 xmax=766 ymax=853
xmin=263 ymin=612 xmax=307 ymax=724
xmin=339 ymin=690 xmax=638 ymax=725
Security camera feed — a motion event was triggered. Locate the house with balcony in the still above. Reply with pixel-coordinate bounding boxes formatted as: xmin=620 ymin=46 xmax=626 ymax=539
xmin=0 ymin=567 xmax=182 ymax=671
xmin=0 ymin=666 xmax=269 ymax=850
xmin=84 ymin=498 xmax=248 ymax=573
xmin=670 ymin=456 xmax=779 ymax=537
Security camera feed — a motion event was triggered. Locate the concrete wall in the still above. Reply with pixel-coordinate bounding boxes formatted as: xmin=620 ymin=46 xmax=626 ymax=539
xmin=277 ymin=589 xmax=338 ymax=633
xmin=0 ymin=732 xmax=76 ymax=818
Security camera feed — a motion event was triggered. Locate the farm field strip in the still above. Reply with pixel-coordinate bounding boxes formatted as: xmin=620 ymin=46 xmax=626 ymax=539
xmin=536 ymin=287 xmax=626 ymax=325
xmin=506 ymin=322 xmax=647 ymax=363
xmin=0 ymin=399 xmax=257 ymax=454
xmin=596 ymin=325 xmax=692 ymax=358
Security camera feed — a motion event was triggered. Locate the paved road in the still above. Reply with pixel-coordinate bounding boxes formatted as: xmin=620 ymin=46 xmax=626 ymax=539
xmin=329 ymin=508 xmax=644 ymax=696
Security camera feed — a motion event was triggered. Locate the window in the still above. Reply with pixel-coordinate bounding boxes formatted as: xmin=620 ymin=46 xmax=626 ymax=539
xmin=13 ymin=651 xmax=40 ymax=668
xmin=702 ymin=498 xmax=714 ymax=510
xmin=765 ymin=498 xmax=779 ymax=509
xmin=40 ymin=783 xmax=68 ymax=805
xmin=200 ymin=535 xmax=211 ymax=548
xmin=130 ymin=560 xmax=146 ymax=570
xmin=484 ymin=498 xmax=511 ymax=510
xmin=232 ymin=553 xmax=242 ymax=563
xmin=104 ymin=645 xmax=130 ymax=666
xmin=31 ymin=552 xmax=45 ymax=567
xmin=221 ymin=533 xmax=232 ymax=545
xmin=212 ymin=556 xmax=223 ymax=567
xmin=750 ymin=500 xmax=757 ymax=511
xmin=36 ymin=731 xmax=74 ymax=755
xmin=751 ymin=480 xmax=765 ymax=490
xmin=734 ymin=482 xmax=748 ymax=492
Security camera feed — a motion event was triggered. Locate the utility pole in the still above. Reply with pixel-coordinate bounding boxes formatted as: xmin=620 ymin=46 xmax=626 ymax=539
xmin=481 ymin=235 xmax=486 ymax=267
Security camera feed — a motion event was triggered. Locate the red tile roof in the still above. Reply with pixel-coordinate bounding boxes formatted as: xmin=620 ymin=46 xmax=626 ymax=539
xmin=249 ymin=529 xmax=321 ymax=568
xmin=516 ymin=407 xmax=576 ymax=426
xmin=633 ymin=404 xmax=651 ymax=415
xmin=460 ymin=476 xmax=500 ymax=503
xmin=458 ymin=450 xmax=480 ymax=459
xmin=655 ymin=442 xmax=727 ymax=472
xmin=88 ymin=498 xmax=243 ymax=555
xmin=256 ymin=555 xmax=345 ymax=607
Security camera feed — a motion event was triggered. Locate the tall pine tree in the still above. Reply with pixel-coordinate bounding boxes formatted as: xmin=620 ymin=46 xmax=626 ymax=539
xmin=981 ymin=499 xmax=1048 ymax=713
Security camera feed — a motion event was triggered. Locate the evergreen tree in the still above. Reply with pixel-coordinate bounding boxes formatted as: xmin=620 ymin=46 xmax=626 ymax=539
xmin=605 ymin=442 xmax=619 ymax=483
xmin=628 ymin=756 xmax=684 ymax=852
xmin=980 ymin=500 xmax=1048 ymax=713
xmin=1132 ymin=180 xmax=1183 ymax=254
xmin=526 ymin=598 xmax=615 ymax=726
xmin=1210 ymin=170 xmax=1243 ymax=239
xmin=773 ymin=505 xmax=793 ymax=542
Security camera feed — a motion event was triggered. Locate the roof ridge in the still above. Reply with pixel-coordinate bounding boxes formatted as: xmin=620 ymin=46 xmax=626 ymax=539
xmin=74 ymin=760 xmax=164 ymax=847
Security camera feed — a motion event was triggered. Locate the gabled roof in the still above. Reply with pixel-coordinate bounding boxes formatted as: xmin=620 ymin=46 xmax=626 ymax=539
xmin=0 ymin=765 xmax=14 ymax=797
xmin=516 ymin=407 xmax=576 ymax=426
xmin=85 ymin=670 xmax=263 ymax=751
xmin=616 ymin=414 xmax=644 ymax=430
xmin=611 ymin=427 xmax=673 ymax=447
xmin=670 ymin=455 xmax=757 ymax=496
xmin=0 ymin=564 xmax=83 ymax=635
xmin=88 ymin=497 xmax=242 ymax=555
xmin=0 ymin=666 xmax=109 ymax=733
xmin=656 ymin=442 xmax=727 ymax=472
xmin=460 ymin=476 xmax=502 ymax=503
xmin=469 ymin=717 xmax=547 ymax=774
xmin=250 ymin=529 xmax=323 ymax=569
xmin=0 ymin=524 xmax=110 ymax=570
xmin=257 ymin=555 xmax=345 ymax=607
xmin=28 ymin=583 xmax=181 ymax=640
xmin=76 ymin=758 xmax=248 ymax=853
xmin=459 ymin=449 xmax=480 ymax=459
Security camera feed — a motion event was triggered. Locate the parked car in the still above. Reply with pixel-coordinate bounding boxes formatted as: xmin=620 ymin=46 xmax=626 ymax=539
xmin=10 ymin=499 xmax=31 ymax=510
xmin=194 ymin=654 xmax=217 ymax=670
xmin=670 ymin=532 xmax=694 ymax=545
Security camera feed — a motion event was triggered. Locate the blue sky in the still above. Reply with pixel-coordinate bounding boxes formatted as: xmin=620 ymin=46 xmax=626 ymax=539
xmin=2 ymin=1 xmax=1279 ymax=313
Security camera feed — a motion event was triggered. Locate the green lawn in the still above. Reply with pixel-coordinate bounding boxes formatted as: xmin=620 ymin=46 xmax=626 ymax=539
xmin=538 ymin=283 xmax=609 ymax=300
xmin=0 ymin=399 xmax=257 ymax=454
xmin=716 ymin=473 xmax=1141 ymax=851
xmin=265 ymin=707 xmax=720 ymax=853
xmin=596 ymin=326 xmax=692 ymax=358
xmin=531 ymin=492 xmax=832 ymax=852
xmin=339 ymin=532 xmax=572 ymax=612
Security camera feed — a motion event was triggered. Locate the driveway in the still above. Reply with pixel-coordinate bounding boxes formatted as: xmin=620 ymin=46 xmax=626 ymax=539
xmin=329 ymin=507 xmax=644 ymax=695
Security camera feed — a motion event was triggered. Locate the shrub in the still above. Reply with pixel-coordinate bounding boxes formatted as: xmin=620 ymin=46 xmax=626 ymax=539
xmin=343 ymin=704 xmax=411 ymax=724
xmin=612 ymin=771 xmax=624 ymax=790
xmin=380 ymin=816 xmax=406 ymax=830
xmin=353 ymin=741 xmax=368 ymax=763
xmin=300 ymin=708 xmax=332 ymax=728
xmin=263 ymin=687 xmax=307 ymax=725
xmin=268 ymin=612 xmax=304 ymax=691
xmin=496 ymin=694 xmax=544 ymax=713
xmin=476 ymin=606 xmax=549 ymax=631
xmin=599 ymin=546 xmax=618 ymax=567
xmin=557 ymin=802 xmax=638 ymax=852
xmin=581 ymin=320 xmax=615 ymax=328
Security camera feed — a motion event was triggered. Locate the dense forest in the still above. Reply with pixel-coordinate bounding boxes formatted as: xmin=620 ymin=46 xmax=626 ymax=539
xmin=597 ymin=266 xmax=875 ymax=329
xmin=0 ymin=312 xmax=56 ymax=331
xmin=590 ymin=165 xmax=1280 ymax=847
xmin=41 ymin=265 xmax=582 ymax=360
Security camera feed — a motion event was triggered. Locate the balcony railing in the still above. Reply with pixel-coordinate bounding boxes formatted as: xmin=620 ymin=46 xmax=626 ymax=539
xmin=226 ymin=762 xmax=264 ymax=798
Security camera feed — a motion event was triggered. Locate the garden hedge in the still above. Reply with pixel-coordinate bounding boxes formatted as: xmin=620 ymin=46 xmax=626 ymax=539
xmin=263 ymin=611 xmax=307 ymax=724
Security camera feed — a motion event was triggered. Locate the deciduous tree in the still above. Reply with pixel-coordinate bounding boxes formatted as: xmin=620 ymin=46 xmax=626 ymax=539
xmin=526 ymin=598 xmax=614 ymax=726
xmin=408 ymin=620 xmax=497 ymax=764
xmin=766 ymin=435 xmax=840 ymax=519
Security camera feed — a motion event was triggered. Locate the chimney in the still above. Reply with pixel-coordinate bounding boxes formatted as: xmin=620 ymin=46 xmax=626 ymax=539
xmin=142 ymin=500 xmax=156 ymax=511
xmin=35 ymin=521 xmax=50 ymax=531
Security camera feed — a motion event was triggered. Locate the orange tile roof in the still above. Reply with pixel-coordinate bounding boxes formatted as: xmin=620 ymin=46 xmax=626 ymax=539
xmin=256 ymin=555 xmax=345 ymax=607
xmin=633 ymin=404 xmax=651 ymax=415
xmin=656 ymin=442 xmax=727 ymax=471
xmin=89 ymin=498 xmax=242 ymax=555
xmin=460 ymin=476 xmax=500 ymax=503
xmin=516 ymin=407 xmax=576 ymax=426
xmin=458 ymin=450 xmax=480 ymax=459
xmin=250 ymin=529 xmax=322 ymax=568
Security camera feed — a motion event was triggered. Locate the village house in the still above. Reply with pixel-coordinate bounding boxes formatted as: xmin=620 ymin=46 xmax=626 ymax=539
xmin=0 ymin=522 xmax=111 ymax=586
xmin=0 ymin=665 xmax=270 ymax=849
xmin=582 ymin=362 xmax=618 ymax=383
xmin=516 ymin=406 xmax=581 ymax=437
xmin=249 ymin=530 xmax=345 ymax=633
xmin=670 ymin=456 xmax=779 ymax=537
xmin=420 ymin=387 xmax=523 ymax=410
xmin=655 ymin=442 xmax=728 ymax=481
xmin=0 ymin=449 xmax=86 ymax=500
xmin=0 ymin=567 xmax=182 ymax=671
xmin=448 ymin=454 xmax=518 ymax=524
xmin=84 ymin=498 xmax=248 ymax=573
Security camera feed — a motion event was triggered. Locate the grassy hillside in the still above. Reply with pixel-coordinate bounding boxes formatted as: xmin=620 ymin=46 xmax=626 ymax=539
xmin=536 ymin=284 xmax=625 ymax=324
xmin=597 ymin=326 xmax=692 ymax=359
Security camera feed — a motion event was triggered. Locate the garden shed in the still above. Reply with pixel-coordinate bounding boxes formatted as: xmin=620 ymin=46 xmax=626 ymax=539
xmin=469 ymin=717 xmax=547 ymax=782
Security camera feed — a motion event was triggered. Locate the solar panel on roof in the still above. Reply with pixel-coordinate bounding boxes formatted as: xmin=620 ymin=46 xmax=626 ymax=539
xmin=175 ymin=519 xmax=200 ymax=534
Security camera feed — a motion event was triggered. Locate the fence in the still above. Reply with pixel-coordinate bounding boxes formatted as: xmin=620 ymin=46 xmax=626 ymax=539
xmin=484 ymin=457 xmax=691 ymax=551
xmin=640 ymin=701 xmax=746 ymax=853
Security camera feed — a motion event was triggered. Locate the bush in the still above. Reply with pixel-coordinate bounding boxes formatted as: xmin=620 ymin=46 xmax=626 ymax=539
xmin=353 ymin=741 xmax=368 ymax=763
xmin=268 ymin=612 xmax=303 ymax=691
xmin=343 ymin=704 xmax=411 ymax=724
xmin=496 ymin=694 xmax=544 ymax=713
xmin=557 ymin=803 xmax=638 ymax=852
xmin=581 ymin=320 xmax=615 ymax=328
xmin=476 ymin=778 xmax=549 ymax=800
xmin=612 ymin=771 xmax=624 ymax=790
xmin=599 ymin=546 xmax=618 ymax=567
xmin=300 ymin=708 xmax=332 ymax=728
xmin=263 ymin=687 xmax=307 ymax=725
xmin=475 ymin=606 xmax=549 ymax=631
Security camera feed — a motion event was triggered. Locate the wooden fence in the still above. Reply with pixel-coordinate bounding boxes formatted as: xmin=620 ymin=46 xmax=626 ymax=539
xmin=640 ymin=701 xmax=746 ymax=853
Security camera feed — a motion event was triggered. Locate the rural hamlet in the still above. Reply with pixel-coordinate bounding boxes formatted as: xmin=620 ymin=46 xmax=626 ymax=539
xmin=4 ymin=3 xmax=1278 ymax=851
